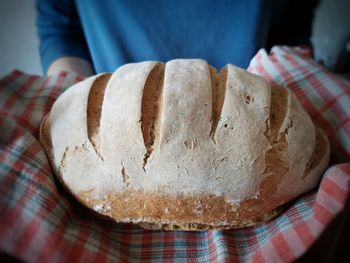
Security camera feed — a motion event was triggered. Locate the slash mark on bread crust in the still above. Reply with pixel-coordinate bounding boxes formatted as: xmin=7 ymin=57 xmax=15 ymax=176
xmin=121 ymin=161 xmax=130 ymax=187
xmin=87 ymin=73 xmax=112 ymax=160
xmin=265 ymin=85 xmax=289 ymax=141
xmin=60 ymin=147 xmax=69 ymax=168
xmin=209 ymin=66 xmax=228 ymax=144
xmin=140 ymin=63 xmax=165 ymax=170
xmin=260 ymin=85 xmax=289 ymax=193
xmin=302 ymin=128 xmax=326 ymax=179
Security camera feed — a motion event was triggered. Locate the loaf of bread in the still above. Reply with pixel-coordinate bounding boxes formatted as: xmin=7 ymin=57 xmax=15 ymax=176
xmin=40 ymin=60 xmax=329 ymax=230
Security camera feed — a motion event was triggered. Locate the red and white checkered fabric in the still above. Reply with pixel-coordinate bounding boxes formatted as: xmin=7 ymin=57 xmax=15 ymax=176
xmin=1 ymin=46 xmax=349 ymax=262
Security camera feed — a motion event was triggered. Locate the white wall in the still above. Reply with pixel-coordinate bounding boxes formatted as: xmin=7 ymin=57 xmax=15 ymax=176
xmin=0 ymin=0 xmax=42 ymax=77
xmin=312 ymin=0 xmax=350 ymax=70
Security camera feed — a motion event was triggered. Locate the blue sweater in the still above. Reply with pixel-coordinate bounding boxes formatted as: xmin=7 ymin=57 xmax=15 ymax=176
xmin=37 ymin=0 xmax=272 ymax=74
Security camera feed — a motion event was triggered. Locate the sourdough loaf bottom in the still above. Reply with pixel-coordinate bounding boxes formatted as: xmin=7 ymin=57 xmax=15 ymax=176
xmin=40 ymin=60 xmax=329 ymax=230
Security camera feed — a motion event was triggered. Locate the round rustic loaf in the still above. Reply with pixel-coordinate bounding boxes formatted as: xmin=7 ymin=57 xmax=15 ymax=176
xmin=40 ymin=60 xmax=329 ymax=230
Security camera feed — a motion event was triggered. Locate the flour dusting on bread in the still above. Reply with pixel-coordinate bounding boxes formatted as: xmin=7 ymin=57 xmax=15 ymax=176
xmin=40 ymin=59 xmax=329 ymax=230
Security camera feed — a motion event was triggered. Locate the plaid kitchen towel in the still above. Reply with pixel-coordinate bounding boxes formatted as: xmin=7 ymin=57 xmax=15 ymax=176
xmin=0 ymin=46 xmax=349 ymax=263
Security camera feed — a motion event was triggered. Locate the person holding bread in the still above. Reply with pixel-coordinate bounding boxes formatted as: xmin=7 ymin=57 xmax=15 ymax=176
xmin=36 ymin=0 xmax=329 ymax=230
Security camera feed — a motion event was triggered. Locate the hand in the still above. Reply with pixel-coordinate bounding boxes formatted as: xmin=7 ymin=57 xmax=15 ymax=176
xmin=47 ymin=57 xmax=94 ymax=76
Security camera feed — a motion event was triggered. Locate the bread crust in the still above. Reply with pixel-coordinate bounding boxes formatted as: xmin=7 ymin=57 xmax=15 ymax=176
xmin=40 ymin=60 xmax=330 ymax=230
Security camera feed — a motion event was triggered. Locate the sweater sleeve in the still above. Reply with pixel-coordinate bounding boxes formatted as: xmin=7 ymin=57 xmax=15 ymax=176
xmin=36 ymin=0 xmax=92 ymax=73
